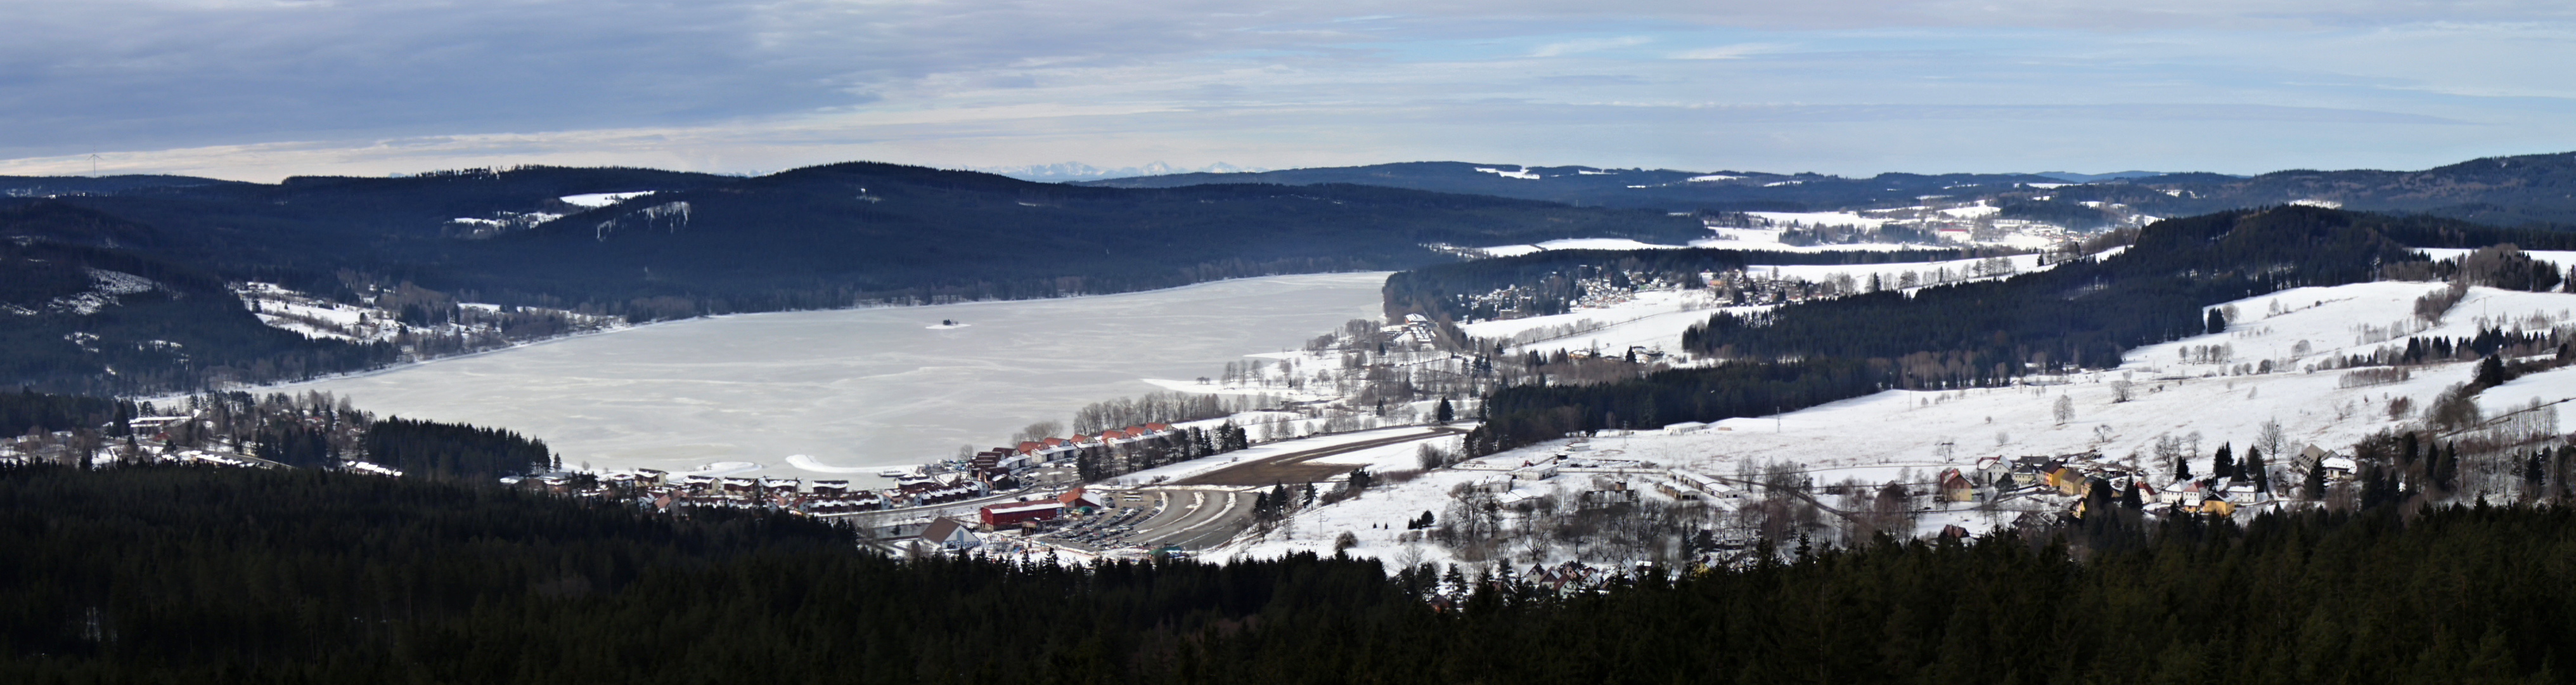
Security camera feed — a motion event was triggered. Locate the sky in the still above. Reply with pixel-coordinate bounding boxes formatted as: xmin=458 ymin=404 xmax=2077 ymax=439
xmin=4 ymin=0 xmax=2576 ymax=181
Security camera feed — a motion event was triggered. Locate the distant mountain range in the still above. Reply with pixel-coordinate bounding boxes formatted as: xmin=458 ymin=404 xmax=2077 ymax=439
xmin=972 ymin=161 xmax=1270 ymax=182
xmin=1079 ymin=152 xmax=2576 ymax=226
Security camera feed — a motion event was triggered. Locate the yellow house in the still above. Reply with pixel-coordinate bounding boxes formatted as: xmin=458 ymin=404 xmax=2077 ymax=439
xmin=2047 ymin=467 xmax=2086 ymax=496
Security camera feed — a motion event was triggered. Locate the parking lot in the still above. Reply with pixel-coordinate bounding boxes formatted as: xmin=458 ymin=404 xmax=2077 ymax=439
xmin=1036 ymin=486 xmax=1260 ymax=552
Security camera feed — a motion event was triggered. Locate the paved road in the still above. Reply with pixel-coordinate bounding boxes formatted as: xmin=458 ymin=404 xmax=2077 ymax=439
xmin=1128 ymin=488 xmax=1258 ymax=549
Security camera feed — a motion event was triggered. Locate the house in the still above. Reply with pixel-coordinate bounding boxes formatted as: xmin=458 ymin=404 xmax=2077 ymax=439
xmin=2163 ymin=481 xmax=2204 ymax=509
xmin=1670 ymin=470 xmax=1733 ymax=497
xmin=916 ymin=485 xmax=978 ymax=506
xmin=1057 ymin=487 xmax=1105 ymax=513
xmin=1974 ymin=457 xmax=2009 ymax=486
xmin=1661 ymin=421 xmax=1708 ymax=435
xmin=2320 ymin=456 xmax=2357 ymax=480
xmin=980 ymin=499 xmax=1064 ymax=527
xmin=2046 ymin=466 xmax=2086 ymax=496
xmin=917 ymin=518 xmax=982 ymax=552
xmin=2296 ymin=444 xmax=2332 ymax=473
xmin=1654 ymin=481 xmax=1702 ymax=501
xmin=809 ymin=480 xmax=851 ymax=495
xmin=1578 ymin=483 xmax=1639 ymax=509
xmin=1939 ymin=469 xmax=1976 ymax=502
xmin=1512 ymin=463 xmax=1559 ymax=481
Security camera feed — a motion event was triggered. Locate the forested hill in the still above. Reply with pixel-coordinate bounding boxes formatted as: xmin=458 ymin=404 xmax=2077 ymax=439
xmin=1683 ymin=206 xmax=2436 ymax=386
xmin=1462 ymin=206 xmax=2539 ymax=454
xmin=14 ymin=464 xmax=2576 ymax=683
xmin=1079 ymin=152 xmax=2576 ymax=226
xmin=2115 ymin=151 xmax=2576 ymax=227
xmin=15 ymin=162 xmax=1701 ymax=315
xmin=0 ymin=210 xmax=395 ymax=395
xmin=443 ymin=162 xmax=1703 ymax=313
xmin=1080 ymin=160 xmax=2061 ymax=212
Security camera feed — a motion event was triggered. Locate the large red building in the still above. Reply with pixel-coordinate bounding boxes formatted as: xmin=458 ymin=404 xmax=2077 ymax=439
xmin=980 ymin=500 xmax=1063 ymax=527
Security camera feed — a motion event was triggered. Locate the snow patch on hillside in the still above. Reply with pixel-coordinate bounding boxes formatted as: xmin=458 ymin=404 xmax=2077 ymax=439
xmin=559 ymin=191 xmax=656 ymax=208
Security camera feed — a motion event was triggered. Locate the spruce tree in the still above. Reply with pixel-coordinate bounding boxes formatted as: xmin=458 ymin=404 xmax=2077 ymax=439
xmin=2245 ymin=447 xmax=2269 ymax=493
xmin=1435 ymin=398 xmax=1455 ymax=423
xmin=2213 ymin=443 xmax=2236 ymax=480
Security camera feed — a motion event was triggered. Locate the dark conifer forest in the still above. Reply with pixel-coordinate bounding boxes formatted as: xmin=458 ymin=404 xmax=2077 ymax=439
xmin=10 ymin=464 xmax=2576 ymax=684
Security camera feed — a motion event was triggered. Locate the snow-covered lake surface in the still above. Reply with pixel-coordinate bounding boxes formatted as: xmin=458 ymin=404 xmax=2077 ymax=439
xmin=270 ymin=273 xmax=1389 ymax=481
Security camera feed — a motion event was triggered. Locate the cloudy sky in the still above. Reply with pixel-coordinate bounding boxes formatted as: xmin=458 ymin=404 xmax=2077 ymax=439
xmin=4 ymin=0 xmax=2575 ymax=181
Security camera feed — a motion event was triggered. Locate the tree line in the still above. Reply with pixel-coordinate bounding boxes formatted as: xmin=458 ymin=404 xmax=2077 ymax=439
xmin=1382 ymin=246 xmax=1976 ymax=322
xmin=15 ymin=463 xmax=2576 ymax=683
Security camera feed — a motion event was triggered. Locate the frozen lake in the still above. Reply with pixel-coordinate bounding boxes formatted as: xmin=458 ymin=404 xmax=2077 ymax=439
xmin=273 ymin=273 xmax=1388 ymax=481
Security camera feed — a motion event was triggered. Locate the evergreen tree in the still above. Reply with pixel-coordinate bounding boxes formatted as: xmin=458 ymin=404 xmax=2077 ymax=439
xmin=2435 ymin=443 xmax=2461 ymax=492
xmin=2206 ymin=307 xmax=2228 ymax=334
xmin=1435 ymin=398 xmax=1455 ymax=424
xmin=2476 ymin=355 xmax=2508 ymax=388
xmin=2245 ymin=446 xmax=2269 ymax=493
xmin=2213 ymin=442 xmax=2236 ymax=480
xmin=2305 ymin=460 xmax=2328 ymax=499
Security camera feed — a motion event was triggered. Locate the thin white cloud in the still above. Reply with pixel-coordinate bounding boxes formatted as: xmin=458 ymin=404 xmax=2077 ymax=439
xmin=1669 ymin=42 xmax=1789 ymax=59
xmin=1531 ymin=36 xmax=1652 ymax=56
xmin=3 ymin=1 xmax=2575 ymax=179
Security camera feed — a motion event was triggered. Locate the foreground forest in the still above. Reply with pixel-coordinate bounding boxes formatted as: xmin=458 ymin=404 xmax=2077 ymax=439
xmin=6 ymin=464 xmax=2576 ymax=684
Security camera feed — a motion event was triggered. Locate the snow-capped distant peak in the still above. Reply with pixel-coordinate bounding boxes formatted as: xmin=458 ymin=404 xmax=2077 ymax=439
xmin=1474 ymin=167 xmax=1542 ymax=180
xmin=1687 ymin=174 xmax=1742 ymax=182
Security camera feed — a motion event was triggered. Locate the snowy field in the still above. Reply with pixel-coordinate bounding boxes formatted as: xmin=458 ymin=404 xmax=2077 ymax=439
xmin=1450 ymin=252 xmax=2066 ymax=357
xmin=1751 ymin=252 xmax=2054 ymax=287
xmin=1457 ymin=289 xmax=1732 ymax=355
xmin=1477 ymin=238 xmax=1689 ymax=257
xmin=267 ymin=273 xmax=1389 ymax=483
xmin=1226 ymin=280 xmax=2576 ymax=565
xmin=2418 ymin=248 xmax=2576 ymax=270
xmin=1690 ymin=228 xmax=1926 ymax=252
